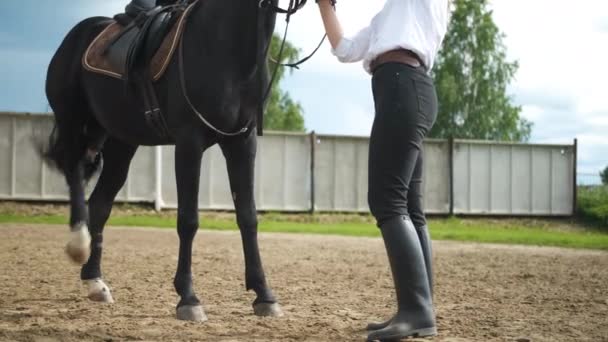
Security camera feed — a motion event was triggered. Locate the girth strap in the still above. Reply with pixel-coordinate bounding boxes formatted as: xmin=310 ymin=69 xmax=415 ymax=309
xmin=135 ymin=70 xmax=171 ymax=138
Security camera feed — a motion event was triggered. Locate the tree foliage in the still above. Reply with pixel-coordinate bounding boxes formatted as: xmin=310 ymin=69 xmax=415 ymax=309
xmin=430 ymin=0 xmax=532 ymax=141
xmin=601 ymin=166 xmax=608 ymax=185
xmin=263 ymin=35 xmax=305 ymax=132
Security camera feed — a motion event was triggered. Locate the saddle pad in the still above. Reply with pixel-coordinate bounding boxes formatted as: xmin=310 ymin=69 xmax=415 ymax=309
xmin=82 ymin=2 xmax=197 ymax=81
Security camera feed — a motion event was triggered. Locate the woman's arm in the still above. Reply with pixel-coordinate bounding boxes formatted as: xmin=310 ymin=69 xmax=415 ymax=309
xmin=317 ymin=1 xmax=344 ymax=50
xmin=317 ymin=0 xmax=372 ymax=63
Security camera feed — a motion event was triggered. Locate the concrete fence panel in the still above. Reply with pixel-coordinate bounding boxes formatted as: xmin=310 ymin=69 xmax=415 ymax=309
xmin=0 ymin=113 xmax=576 ymax=216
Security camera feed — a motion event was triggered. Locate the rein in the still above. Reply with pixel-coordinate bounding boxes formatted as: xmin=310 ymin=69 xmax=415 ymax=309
xmin=178 ymin=37 xmax=250 ymax=136
xmin=259 ymin=0 xmax=308 ymax=15
xmin=265 ymin=0 xmax=336 ymax=69
xmin=258 ymin=0 xmax=310 ymax=115
xmin=260 ymin=0 xmax=336 ymax=108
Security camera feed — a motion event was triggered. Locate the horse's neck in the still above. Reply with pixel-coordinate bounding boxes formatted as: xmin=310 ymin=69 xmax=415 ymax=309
xmin=186 ymin=0 xmax=275 ymax=79
xmin=179 ymin=0 xmax=277 ymax=130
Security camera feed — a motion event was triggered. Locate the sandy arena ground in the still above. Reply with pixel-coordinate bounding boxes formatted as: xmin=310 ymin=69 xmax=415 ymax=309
xmin=0 ymin=224 xmax=607 ymax=342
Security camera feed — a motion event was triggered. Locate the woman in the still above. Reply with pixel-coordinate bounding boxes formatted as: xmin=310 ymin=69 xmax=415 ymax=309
xmin=317 ymin=0 xmax=450 ymax=340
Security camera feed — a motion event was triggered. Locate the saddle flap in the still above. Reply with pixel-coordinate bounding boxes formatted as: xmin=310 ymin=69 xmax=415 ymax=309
xmin=125 ymin=0 xmax=157 ymax=17
xmin=101 ymin=5 xmax=181 ymax=81
xmin=83 ymin=1 xmax=197 ymax=81
xmin=104 ymin=27 xmax=140 ymax=76
xmin=143 ymin=12 xmax=174 ymax=62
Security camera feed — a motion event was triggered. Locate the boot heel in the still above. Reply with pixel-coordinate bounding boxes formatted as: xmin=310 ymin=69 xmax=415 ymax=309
xmin=413 ymin=326 xmax=437 ymax=337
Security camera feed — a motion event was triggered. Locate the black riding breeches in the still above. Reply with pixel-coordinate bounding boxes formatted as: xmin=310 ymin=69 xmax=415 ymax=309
xmin=368 ymin=62 xmax=438 ymax=227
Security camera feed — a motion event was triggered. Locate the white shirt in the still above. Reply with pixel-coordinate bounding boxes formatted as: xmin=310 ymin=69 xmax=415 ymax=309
xmin=332 ymin=0 xmax=450 ymax=74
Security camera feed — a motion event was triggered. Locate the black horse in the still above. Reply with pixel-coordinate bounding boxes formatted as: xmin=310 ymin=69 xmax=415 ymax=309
xmin=44 ymin=0 xmax=297 ymax=321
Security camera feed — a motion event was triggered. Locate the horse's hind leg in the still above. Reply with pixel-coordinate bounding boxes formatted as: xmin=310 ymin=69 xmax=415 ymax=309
xmin=220 ymin=132 xmax=283 ymax=317
xmin=83 ymin=118 xmax=108 ymax=166
xmin=53 ymin=113 xmax=106 ymax=265
xmin=64 ymin=163 xmax=91 ymax=264
xmin=58 ymin=114 xmax=96 ymax=265
xmin=81 ymin=138 xmax=138 ymax=303
xmin=44 ymin=16 xmax=110 ymax=264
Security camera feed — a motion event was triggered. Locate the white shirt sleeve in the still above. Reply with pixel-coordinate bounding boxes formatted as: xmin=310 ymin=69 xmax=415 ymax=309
xmin=331 ymin=26 xmax=372 ymax=63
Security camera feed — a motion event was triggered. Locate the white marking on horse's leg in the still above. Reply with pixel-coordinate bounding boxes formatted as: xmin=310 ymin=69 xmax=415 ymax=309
xmin=66 ymin=221 xmax=91 ymax=265
xmin=83 ymin=278 xmax=115 ymax=303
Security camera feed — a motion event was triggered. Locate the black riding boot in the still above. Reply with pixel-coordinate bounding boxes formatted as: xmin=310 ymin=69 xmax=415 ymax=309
xmin=366 ymin=224 xmax=434 ymax=331
xmin=416 ymin=225 xmax=433 ymax=297
xmin=367 ymin=216 xmax=436 ymax=341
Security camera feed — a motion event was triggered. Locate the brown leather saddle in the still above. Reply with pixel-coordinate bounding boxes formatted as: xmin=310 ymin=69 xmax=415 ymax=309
xmin=83 ymin=0 xmax=198 ymax=137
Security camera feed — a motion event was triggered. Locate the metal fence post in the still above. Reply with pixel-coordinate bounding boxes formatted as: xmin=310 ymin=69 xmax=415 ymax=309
xmin=448 ymin=136 xmax=454 ymax=216
xmin=310 ymin=131 xmax=316 ymax=214
xmin=11 ymin=116 xmax=17 ymax=197
xmin=572 ymin=138 xmax=578 ymax=216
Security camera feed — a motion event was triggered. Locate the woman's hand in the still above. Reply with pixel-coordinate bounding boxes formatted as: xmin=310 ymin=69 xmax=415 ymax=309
xmin=317 ymin=0 xmax=344 ymax=50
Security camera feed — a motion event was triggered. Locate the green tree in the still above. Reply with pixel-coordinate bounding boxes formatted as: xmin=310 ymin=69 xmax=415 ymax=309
xmin=264 ymin=35 xmax=305 ymax=132
xmin=430 ymin=0 xmax=532 ymax=141
xmin=601 ymin=166 xmax=608 ymax=185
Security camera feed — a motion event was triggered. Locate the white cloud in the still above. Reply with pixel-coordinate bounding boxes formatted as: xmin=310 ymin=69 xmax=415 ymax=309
xmin=489 ymin=0 xmax=608 ymax=174
xmin=340 ymin=102 xmax=374 ymax=136
xmin=1 ymin=0 xmax=605 ymax=174
xmin=276 ymin=0 xmax=608 ymax=174
xmin=274 ymin=0 xmax=382 ymax=76
xmin=596 ymin=18 xmax=608 ymax=33
xmin=587 ymin=114 xmax=608 ymax=127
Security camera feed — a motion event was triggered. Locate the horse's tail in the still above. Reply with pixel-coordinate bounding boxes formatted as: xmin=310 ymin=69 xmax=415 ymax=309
xmin=42 ymin=17 xmax=108 ymax=183
xmin=43 ymin=122 xmax=69 ymax=176
xmin=43 ymin=121 xmax=103 ymax=183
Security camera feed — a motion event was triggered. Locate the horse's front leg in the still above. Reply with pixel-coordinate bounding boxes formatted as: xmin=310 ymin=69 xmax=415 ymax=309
xmin=174 ymin=139 xmax=207 ymax=322
xmin=220 ymin=132 xmax=283 ymax=317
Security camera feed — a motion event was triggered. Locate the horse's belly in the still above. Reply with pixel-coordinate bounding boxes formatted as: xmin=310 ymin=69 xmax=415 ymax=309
xmin=82 ymin=74 xmax=173 ymax=146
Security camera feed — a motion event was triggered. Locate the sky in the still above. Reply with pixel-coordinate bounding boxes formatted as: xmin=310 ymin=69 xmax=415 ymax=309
xmin=0 ymin=0 xmax=606 ymax=181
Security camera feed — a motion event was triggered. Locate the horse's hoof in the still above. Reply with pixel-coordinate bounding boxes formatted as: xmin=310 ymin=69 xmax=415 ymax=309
xmin=253 ymin=302 xmax=284 ymax=317
xmin=66 ymin=223 xmax=91 ymax=265
xmin=83 ymin=278 xmax=114 ymax=303
xmin=176 ymin=305 xmax=208 ymax=322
